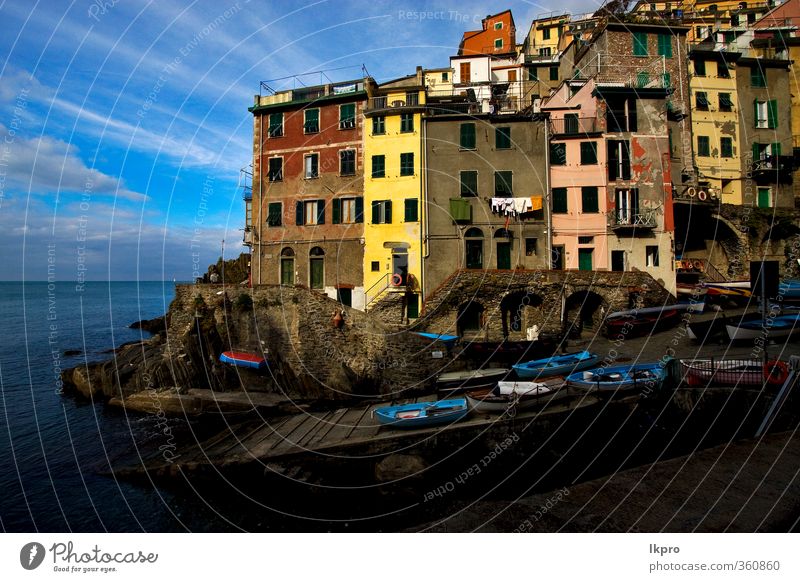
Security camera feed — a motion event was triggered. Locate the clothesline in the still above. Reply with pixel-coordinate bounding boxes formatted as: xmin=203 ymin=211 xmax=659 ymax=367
xmin=490 ymin=196 xmax=543 ymax=217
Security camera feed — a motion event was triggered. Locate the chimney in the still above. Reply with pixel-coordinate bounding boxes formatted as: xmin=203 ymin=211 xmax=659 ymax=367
xmin=416 ymin=66 xmax=423 ymax=84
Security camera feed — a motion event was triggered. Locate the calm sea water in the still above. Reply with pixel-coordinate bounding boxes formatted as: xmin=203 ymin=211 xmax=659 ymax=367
xmin=0 ymin=281 xmax=243 ymax=532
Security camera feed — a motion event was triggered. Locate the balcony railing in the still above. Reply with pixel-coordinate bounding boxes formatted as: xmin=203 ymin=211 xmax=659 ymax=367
xmin=575 ymin=54 xmax=668 ymax=90
xmin=524 ymin=52 xmax=560 ymax=64
xmin=752 ymin=155 xmax=794 ymax=180
xmin=365 ymin=93 xmax=421 ymax=112
xmin=426 ymin=80 xmax=537 ymax=115
xmin=549 ymin=116 xmax=601 ymax=136
xmin=611 ymin=211 xmax=657 ymax=231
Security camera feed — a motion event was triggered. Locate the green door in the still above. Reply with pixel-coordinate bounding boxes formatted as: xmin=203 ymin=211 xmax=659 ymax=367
xmin=406 ymin=293 xmax=419 ymax=319
xmin=497 ymin=242 xmax=511 ymax=270
xmin=310 ymin=258 xmax=324 ymax=289
xmin=757 ymin=188 xmax=771 ymax=208
xmin=280 ymin=258 xmax=294 ymax=285
xmin=578 ymin=248 xmax=593 ymax=271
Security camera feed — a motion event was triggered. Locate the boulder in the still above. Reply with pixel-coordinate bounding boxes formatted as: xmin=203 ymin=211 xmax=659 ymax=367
xmin=375 ymin=454 xmax=428 ymax=482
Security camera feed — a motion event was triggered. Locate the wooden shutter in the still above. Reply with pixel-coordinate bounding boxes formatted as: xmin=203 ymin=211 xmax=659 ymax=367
xmin=767 ymin=100 xmax=778 ymax=128
xmin=753 ymin=142 xmax=761 ymax=161
xmin=296 ymin=201 xmax=303 ymax=225
xmin=385 ymin=200 xmax=392 ymax=224
xmin=355 ymin=197 xmax=364 ymax=223
xmin=621 ymin=141 xmax=631 ymax=180
xmin=460 ymin=123 xmax=475 ymax=148
xmin=332 ymin=198 xmax=341 ymax=224
xmin=771 ymin=142 xmax=781 ymax=156
xmin=633 ymin=32 xmax=647 ymax=56
xmin=627 ymin=98 xmax=638 ymax=131
xmin=371 ymin=201 xmax=380 ymax=224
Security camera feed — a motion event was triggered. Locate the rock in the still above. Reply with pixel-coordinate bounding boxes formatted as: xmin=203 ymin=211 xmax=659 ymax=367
xmin=129 ymin=315 xmax=169 ymax=335
xmin=375 ymin=454 xmax=428 ymax=482
xmin=108 ymin=387 xmax=202 ymax=416
xmin=63 ymin=349 xmax=82 ymax=356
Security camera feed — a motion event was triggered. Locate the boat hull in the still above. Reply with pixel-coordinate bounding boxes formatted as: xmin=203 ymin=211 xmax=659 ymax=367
xmin=219 ymin=351 xmax=267 ymax=370
xmin=374 ymin=399 xmax=469 ymax=429
xmin=436 ymin=368 xmax=511 ymax=393
xmin=466 ymin=381 xmax=566 ymax=413
xmin=680 ymin=359 xmax=771 ymax=386
xmin=566 ymin=363 xmax=666 ymax=393
xmin=604 ymin=309 xmax=681 ymax=338
xmin=512 ymin=351 xmax=600 ymax=379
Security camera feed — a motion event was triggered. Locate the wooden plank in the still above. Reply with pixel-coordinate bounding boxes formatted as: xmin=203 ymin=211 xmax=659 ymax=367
xmin=295 ymin=411 xmax=334 ymax=449
xmin=306 ymin=408 xmax=349 ymax=446
xmin=317 ymin=407 xmax=370 ymax=445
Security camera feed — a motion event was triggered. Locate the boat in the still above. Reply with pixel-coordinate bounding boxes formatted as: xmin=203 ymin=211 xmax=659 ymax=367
xmin=605 ymin=303 xmax=703 ymax=319
xmin=219 ymin=351 xmax=267 ymax=370
xmin=461 ymin=337 xmax=558 ymax=364
xmin=436 ymin=367 xmax=511 ymax=394
xmin=512 ymin=350 xmax=600 ymax=379
xmin=686 ymin=312 xmax=761 ymax=342
xmin=725 ymin=313 xmax=800 ymax=341
xmin=604 ymin=308 xmax=682 ymax=338
xmin=704 ymin=282 xmax=752 ymax=303
xmin=466 ymin=381 xmax=565 ymax=413
xmin=373 ymin=398 xmax=469 ymax=429
xmin=566 ymin=363 xmax=666 ymax=393
xmin=413 ymin=332 xmax=459 ymax=348
xmin=680 ymin=358 xmax=788 ymax=386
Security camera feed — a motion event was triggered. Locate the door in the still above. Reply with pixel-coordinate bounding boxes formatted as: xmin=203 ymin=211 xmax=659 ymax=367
xmin=391 ymin=249 xmax=409 ymax=284
xmin=497 ymin=242 xmax=511 ymax=269
xmin=337 ymin=288 xmax=352 ymax=307
xmin=508 ymin=70 xmax=517 ymax=83
xmin=280 ymin=258 xmax=294 ymax=285
xmin=466 ymin=240 xmax=483 ymax=269
xmin=551 ymin=245 xmax=564 ymax=270
xmin=578 ymin=248 xmax=593 ymax=271
xmin=757 ymin=187 xmax=771 ymax=208
xmin=406 ymin=293 xmax=419 ymax=319
xmin=310 ymin=258 xmax=324 ymax=289
xmin=460 ymin=62 xmax=471 ymax=83
xmin=611 ymin=250 xmax=625 ymax=272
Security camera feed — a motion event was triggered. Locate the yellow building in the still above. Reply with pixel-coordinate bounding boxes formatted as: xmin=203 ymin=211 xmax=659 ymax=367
xmin=521 ymin=14 xmax=571 ymax=98
xmin=362 ymin=70 xmax=432 ymax=318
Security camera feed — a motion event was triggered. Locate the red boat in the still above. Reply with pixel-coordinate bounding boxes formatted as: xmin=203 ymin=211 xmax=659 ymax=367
xmin=219 ymin=351 xmax=267 ymax=370
xmin=603 ymin=309 xmax=681 ymax=338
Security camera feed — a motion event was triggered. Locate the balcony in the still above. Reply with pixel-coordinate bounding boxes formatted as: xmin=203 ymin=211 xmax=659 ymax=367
xmin=549 ymin=116 xmax=601 ymax=136
xmin=577 ymin=54 xmax=669 ymax=90
xmin=525 ymin=51 xmax=560 ymax=64
xmin=364 ymin=93 xmax=421 ymax=114
xmin=254 ymin=79 xmax=367 ymax=108
xmin=610 ymin=211 xmax=657 ymax=232
xmin=752 ymin=155 xmax=794 ymax=182
xmin=426 ymin=81 xmax=536 ymax=115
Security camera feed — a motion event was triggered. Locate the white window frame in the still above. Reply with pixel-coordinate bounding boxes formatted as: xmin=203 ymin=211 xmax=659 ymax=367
xmin=494 ymin=21 xmax=503 ymax=30
xmin=339 ymin=104 xmax=356 ymax=129
xmin=268 ymin=156 xmax=283 ymax=182
xmin=341 ymin=197 xmax=357 ymax=224
xmin=755 ymin=100 xmax=768 ymax=128
xmin=304 ymin=200 xmax=319 ymax=225
xmin=303 ymin=108 xmax=320 ymax=134
xmin=339 ymin=148 xmax=356 ymax=176
xmin=646 ymin=245 xmax=660 ymax=267
xmin=374 ymin=200 xmax=390 ymax=224
xmin=304 ymin=153 xmax=319 ymax=179
xmin=494 ymin=38 xmax=503 ymax=49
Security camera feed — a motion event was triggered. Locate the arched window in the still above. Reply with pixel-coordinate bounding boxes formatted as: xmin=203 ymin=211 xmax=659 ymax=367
xmin=280 ymin=247 xmax=295 ymax=286
xmin=309 ymin=246 xmax=325 ymax=289
xmin=464 ymin=228 xmax=483 ymax=269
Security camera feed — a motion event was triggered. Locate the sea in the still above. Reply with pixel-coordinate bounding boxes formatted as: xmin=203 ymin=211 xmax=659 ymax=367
xmin=0 ymin=281 xmax=247 ymax=532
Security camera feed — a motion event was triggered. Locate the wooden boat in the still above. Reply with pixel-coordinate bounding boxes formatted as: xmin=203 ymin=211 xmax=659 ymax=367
xmin=686 ymin=312 xmax=760 ymax=343
xmin=704 ymin=283 xmax=752 ymax=302
xmin=219 ymin=351 xmax=267 ymax=370
xmin=461 ymin=337 xmax=558 ymax=364
xmin=604 ymin=308 xmax=681 ymax=338
xmin=566 ymin=363 xmax=666 ymax=392
xmin=413 ymin=332 xmax=459 ymax=348
xmin=466 ymin=381 xmax=564 ymax=413
xmin=373 ymin=398 xmax=469 ymax=429
xmin=436 ymin=367 xmax=511 ymax=394
xmin=680 ymin=358 xmax=788 ymax=386
xmin=512 ymin=350 xmax=600 ymax=379
xmin=725 ymin=313 xmax=800 ymax=341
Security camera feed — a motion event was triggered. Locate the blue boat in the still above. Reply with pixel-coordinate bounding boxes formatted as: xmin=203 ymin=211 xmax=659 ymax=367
xmin=726 ymin=313 xmax=800 ymax=341
xmin=219 ymin=351 xmax=267 ymax=370
xmin=413 ymin=332 xmax=460 ymax=348
xmin=512 ymin=350 xmax=600 ymax=379
xmin=566 ymin=363 xmax=666 ymax=392
xmin=373 ymin=398 xmax=469 ymax=429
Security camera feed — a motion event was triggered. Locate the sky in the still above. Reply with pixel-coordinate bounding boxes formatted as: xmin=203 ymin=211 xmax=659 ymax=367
xmin=0 ymin=0 xmax=598 ymax=281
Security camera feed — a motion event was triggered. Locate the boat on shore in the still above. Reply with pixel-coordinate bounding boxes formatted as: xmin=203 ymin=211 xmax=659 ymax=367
xmin=725 ymin=313 xmax=800 ymax=341
xmin=219 ymin=351 xmax=267 ymax=370
xmin=436 ymin=367 xmax=511 ymax=394
xmin=512 ymin=350 xmax=600 ymax=379
xmin=680 ymin=358 xmax=788 ymax=386
xmin=373 ymin=399 xmax=469 ymax=429
xmin=460 ymin=337 xmax=558 ymax=364
xmin=566 ymin=363 xmax=666 ymax=393
xmin=604 ymin=308 xmax=681 ymax=338
xmin=465 ymin=381 xmax=562 ymax=413
xmin=413 ymin=332 xmax=459 ymax=348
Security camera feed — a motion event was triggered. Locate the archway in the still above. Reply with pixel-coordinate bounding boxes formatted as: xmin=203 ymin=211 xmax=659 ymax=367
xmin=280 ymin=247 xmax=295 ymax=286
xmin=500 ymin=291 xmax=544 ymax=337
xmin=563 ymin=290 xmax=606 ymax=338
xmin=464 ymin=227 xmax=484 ymax=269
xmin=457 ymin=300 xmax=485 ymax=336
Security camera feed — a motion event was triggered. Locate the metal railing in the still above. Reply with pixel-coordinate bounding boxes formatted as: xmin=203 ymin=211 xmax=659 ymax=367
xmin=365 ymin=273 xmax=390 ymax=307
xmin=611 ymin=211 xmax=658 ymax=229
xmin=575 ymin=54 xmax=668 ymax=89
xmin=752 ymin=155 xmax=794 ymax=176
xmin=549 ymin=116 xmax=601 ymax=136
xmin=365 ymin=94 xmax=420 ymax=112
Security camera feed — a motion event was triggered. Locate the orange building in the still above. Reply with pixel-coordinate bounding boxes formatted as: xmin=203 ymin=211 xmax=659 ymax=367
xmin=458 ymin=10 xmax=516 ymax=56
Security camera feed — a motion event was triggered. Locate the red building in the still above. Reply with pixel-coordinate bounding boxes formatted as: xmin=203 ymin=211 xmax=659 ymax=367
xmin=458 ymin=10 xmax=516 ymax=56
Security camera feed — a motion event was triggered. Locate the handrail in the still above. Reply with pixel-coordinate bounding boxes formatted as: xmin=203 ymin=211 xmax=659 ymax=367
xmin=365 ymin=273 xmax=390 ymax=307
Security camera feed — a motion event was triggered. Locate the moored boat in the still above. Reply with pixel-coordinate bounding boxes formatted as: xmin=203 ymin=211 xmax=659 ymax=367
xmin=373 ymin=398 xmax=469 ymax=429
xmin=725 ymin=313 xmax=800 ymax=341
xmin=680 ymin=358 xmax=788 ymax=386
xmin=219 ymin=351 xmax=267 ymax=370
xmin=604 ymin=309 xmax=681 ymax=338
xmin=414 ymin=332 xmax=459 ymax=348
xmin=512 ymin=350 xmax=600 ymax=379
xmin=566 ymin=363 xmax=666 ymax=392
xmin=466 ymin=380 xmax=564 ymax=413
xmin=436 ymin=367 xmax=511 ymax=394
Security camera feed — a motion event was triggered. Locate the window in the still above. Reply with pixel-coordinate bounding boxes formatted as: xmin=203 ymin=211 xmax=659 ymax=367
xmin=280 ymin=248 xmax=294 ymax=286
xmin=550 ymin=142 xmax=566 ymax=165
xmin=578 ymin=236 xmax=594 ymax=244
xmin=657 ymin=34 xmax=672 ymax=58
xmin=606 ymin=96 xmax=637 ymax=132
xmin=582 ymin=186 xmax=599 ymax=213
xmin=372 ymin=116 xmax=385 ymax=135
xmin=404 ymin=198 xmax=419 ymax=222
xmin=748 ymin=12 xmax=756 ymax=24
xmin=494 ymin=38 xmax=503 ymax=49
xmin=721 ymin=137 xmax=733 ymax=158
xmin=245 ymin=199 xmax=252 ymax=227
xmin=309 ymin=247 xmax=324 ymax=290
xmin=719 ymin=93 xmax=733 ymax=112
xmin=339 ymin=103 xmax=356 ymax=129
xmin=495 ymin=127 xmax=511 ymax=149
xmin=460 ymin=170 xmax=478 ymax=197
xmin=543 ymin=27 xmax=551 ymax=40
xmin=340 ymin=149 xmax=356 ymax=176
xmin=464 ymin=228 xmax=483 ymax=269
xmin=303 ymin=109 xmax=319 ymax=134
xmin=267 ymin=202 xmax=282 ymax=227
xmin=615 ymin=188 xmax=640 ymax=224
xmin=718 ymin=61 xmax=730 ymax=78
xmin=754 ymin=100 xmax=776 ymax=128
xmin=646 ymin=245 xmax=660 ymax=267
xmin=406 ymin=91 xmax=419 ymax=106
xmin=442 ymin=71 xmax=449 ymax=81
xmin=494 ymin=171 xmax=512 ymax=196
xmin=268 ymin=157 xmax=283 ymax=182
xmin=525 ymin=238 xmax=537 ymax=256
xmin=581 ymin=142 xmax=598 ymax=165
xmin=296 ymin=199 xmax=325 ymax=226
xmin=696 ymin=91 xmax=709 ymax=110
xmin=564 ymin=113 xmax=579 ymax=134
xmin=372 ymin=155 xmax=385 ymax=178
xmin=400 ymin=113 xmax=414 ymax=133
xmin=552 ymin=188 xmax=567 ymax=213
xmin=460 ymin=62 xmax=471 ymax=82
xmin=460 ymin=123 xmax=476 ymax=149
xmin=697 ymin=135 xmax=710 ymax=157
xmin=751 ymin=65 xmax=766 ymax=87
xmin=371 ymin=261 xmax=380 ymax=272
xmin=494 ymin=21 xmax=503 ymax=30
xmin=268 ymin=112 xmax=283 ymax=137
xmin=304 ymin=153 xmax=319 ymax=179
xmin=371 ymin=200 xmax=392 ymax=224
xmin=332 ymin=197 xmax=363 ymax=224
xmin=400 ymin=153 xmax=414 ymax=176
xmin=730 ymin=14 xmax=740 ymax=26
xmin=757 ymin=187 xmax=772 ymax=208
xmin=694 ymin=59 xmax=706 ymax=76
xmin=608 ymin=140 xmax=631 ymax=181
xmin=528 ymin=67 xmax=538 ymax=81
xmin=549 ymin=66 xmax=559 ymax=81
xmin=633 ymin=32 xmax=648 ymax=56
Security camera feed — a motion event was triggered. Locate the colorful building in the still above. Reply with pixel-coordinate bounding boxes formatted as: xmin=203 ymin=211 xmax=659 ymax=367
xmin=458 ymin=10 xmax=517 ymax=56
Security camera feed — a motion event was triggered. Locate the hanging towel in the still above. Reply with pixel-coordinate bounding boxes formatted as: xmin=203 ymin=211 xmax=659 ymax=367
xmin=491 ymin=198 xmax=503 ymax=213
xmin=530 ymin=195 xmax=543 ymax=211
xmin=512 ymin=197 xmax=532 ymax=215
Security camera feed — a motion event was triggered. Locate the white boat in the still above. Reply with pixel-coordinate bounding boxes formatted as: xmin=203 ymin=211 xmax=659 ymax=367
xmin=465 ymin=381 xmax=562 ymax=413
xmin=725 ymin=313 xmax=800 ymax=341
xmin=436 ymin=368 xmax=510 ymax=394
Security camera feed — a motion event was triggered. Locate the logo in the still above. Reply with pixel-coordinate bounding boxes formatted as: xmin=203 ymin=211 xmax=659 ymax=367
xmin=20 ymin=542 xmax=46 ymax=570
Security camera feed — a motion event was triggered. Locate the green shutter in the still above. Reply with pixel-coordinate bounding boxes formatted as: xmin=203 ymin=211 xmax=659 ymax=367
xmin=580 ymin=142 xmax=597 ymax=164
xmin=340 ymin=103 xmax=355 ymax=124
xmin=316 ymin=200 xmax=325 ymax=224
xmin=552 ymin=188 xmax=567 ymax=213
xmin=304 ymin=109 xmax=319 ymax=132
xmin=371 ymin=201 xmax=379 ymax=223
xmin=754 ymin=100 xmax=759 ymax=128
xmin=772 ymin=142 xmax=781 ymax=156
xmin=658 ymin=34 xmax=672 ymax=58
xmin=767 ymin=100 xmax=778 ymax=128
xmin=449 ymin=199 xmax=471 ymax=221
xmin=404 ymin=199 xmax=418 ymax=222
xmin=355 ymin=197 xmax=364 ymax=223
xmin=582 ymin=187 xmax=598 ymax=213
xmin=753 ymin=142 xmax=761 ymax=161
xmin=633 ymin=32 xmax=648 ymax=56
xmin=384 ymin=200 xmax=392 ymax=224
xmin=332 ymin=198 xmax=341 ymax=224
xmin=296 ymin=201 xmax=303 ymax=225
xmin=662 ymin=72 xmax=671 ymax=88
xmin=495 ymin=127 xmax=511 ymax=149
xmin=460 ymin=123 xmax=475 ymax=148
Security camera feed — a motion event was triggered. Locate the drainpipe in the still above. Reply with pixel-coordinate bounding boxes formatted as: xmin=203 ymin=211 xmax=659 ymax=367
xmin=421 ymin=115 xmax=429 ymax=302
xmin=544 ymin=115 xmax=552 ymax=270
xmin=256 ymin=109 xmax=263 ymax=286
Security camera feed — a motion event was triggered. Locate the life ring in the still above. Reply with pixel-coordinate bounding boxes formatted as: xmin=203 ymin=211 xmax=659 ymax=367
xmin=764 ymin=360 xmax=789 ymax=385
xmin=692 ymin=260 xmax=703 ymax=271
xmin=686 ymin=187 xmax=696 ymax=197
xmin=390 ymin=273 xmax=403 ymax=287
xmin=697 ymin=190 xmax=708 ymax=201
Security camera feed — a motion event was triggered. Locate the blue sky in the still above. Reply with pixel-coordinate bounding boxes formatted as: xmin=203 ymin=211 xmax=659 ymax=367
xmin=0 ymin=0 xmax=597 ymax=281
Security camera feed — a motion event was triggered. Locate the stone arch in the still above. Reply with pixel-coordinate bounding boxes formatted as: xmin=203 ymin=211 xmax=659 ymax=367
xmin=708 ymin=213 xmax=748 ymax=278
xmin=500 ymin=291 xmax=544 ymax=338
xmin=457 ymin=300 xmax=485 ymax=336
xmin=563 ymin=289 xmax=607 ymax=339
